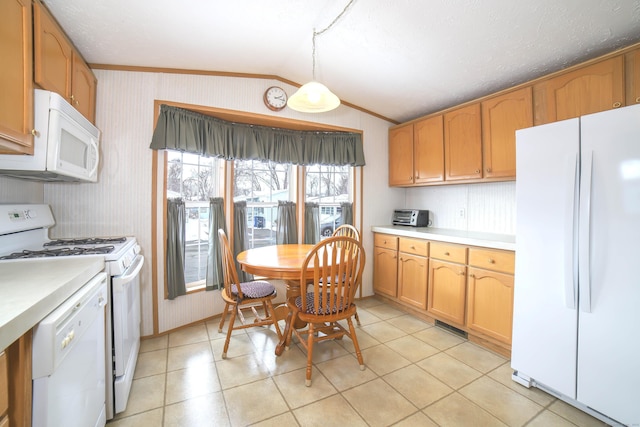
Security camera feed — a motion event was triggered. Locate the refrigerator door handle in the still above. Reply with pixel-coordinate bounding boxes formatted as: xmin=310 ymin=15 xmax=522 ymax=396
xmin=564 ymin=154 xmax=578 ymax=309
xmin=579 ymin=149 xmax=593 ymax=313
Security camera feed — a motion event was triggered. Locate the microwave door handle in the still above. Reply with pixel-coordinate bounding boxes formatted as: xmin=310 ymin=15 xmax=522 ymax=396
xmin=89 ymin=138 xmax=100 ymax=177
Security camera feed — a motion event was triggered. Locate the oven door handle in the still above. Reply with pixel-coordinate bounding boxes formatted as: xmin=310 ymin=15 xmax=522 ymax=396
xmin=114 ymin=255 xmax=144 ymax=286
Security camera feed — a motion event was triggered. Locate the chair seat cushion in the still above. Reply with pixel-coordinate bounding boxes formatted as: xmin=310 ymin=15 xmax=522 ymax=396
xmin=295 ymin=292 xmax=347 ymax=315
xmin=231 ymin=280 xmax=276 ymax=299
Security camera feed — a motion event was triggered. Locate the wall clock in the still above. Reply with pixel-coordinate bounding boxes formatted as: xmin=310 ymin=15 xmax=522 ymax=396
xmin=263 ymin=86 xmax=288 ymax=111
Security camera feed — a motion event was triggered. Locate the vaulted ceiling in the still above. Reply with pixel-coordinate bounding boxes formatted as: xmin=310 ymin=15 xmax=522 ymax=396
xmin=43 ymin=0 xmax=640 ymax=123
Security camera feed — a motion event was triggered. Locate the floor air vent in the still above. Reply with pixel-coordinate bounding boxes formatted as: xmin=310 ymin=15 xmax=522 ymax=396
xmin=435 ymin=320 xmax=467 ymax=338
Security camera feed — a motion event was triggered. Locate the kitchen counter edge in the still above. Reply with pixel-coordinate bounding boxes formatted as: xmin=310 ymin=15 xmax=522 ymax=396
xmin=371 ymin=226 xmax=516 ymax=251
xmin=0 ymin=256 xmax=105 ymax=351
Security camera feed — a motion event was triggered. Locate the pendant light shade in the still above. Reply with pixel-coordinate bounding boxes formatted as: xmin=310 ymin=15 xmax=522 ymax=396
xmin=287 ymin=0 xmax=354 ymax=114
xmin=287 ymin=81 xmax=341 ymax=113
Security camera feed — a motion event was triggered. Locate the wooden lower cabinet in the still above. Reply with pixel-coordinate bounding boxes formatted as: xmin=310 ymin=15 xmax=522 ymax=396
xmin=373 ymin=232 xmax=516 ymax=356
xmin=0 ymin=351 xmax=8 ymax=427
xmin=427 ymin=259 xmax=466 ymax=326
xmin=373 ymin=234 xmax=399 ymax=298
xmin=397 ymin=238 xmax=429 ymax=309
xmin=466 ymin=267 xmax=514 ymax=344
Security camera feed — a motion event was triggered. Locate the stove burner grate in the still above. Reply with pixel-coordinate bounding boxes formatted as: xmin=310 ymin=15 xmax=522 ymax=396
xmin=0 ymin=245 xmax=116 ymax=260
xmin=44 ymin=237 xmax=127 ymax=247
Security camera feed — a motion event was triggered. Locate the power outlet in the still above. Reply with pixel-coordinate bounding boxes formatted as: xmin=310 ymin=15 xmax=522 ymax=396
xmin=457 ymin=208 xmax=466 ymax=219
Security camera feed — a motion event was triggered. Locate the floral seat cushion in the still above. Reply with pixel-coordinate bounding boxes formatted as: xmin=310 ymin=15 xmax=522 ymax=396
xmin=295 ymin=292 xmax=347 ymax=315
xmin=230 ymin=280 xmax=276 ymax=299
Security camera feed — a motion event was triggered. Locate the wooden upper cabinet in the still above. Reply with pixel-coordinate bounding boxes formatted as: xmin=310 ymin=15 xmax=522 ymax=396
xmin=0 ymin=0 xmax=34 ymax=154
xmin=625 ymin=48 xmax=640 ymax=106
xmin=33 ymin=2 xmax=97 ymax=123
xmin=414 ymin=115 xmax=444 ymax=184
xmin=33 ymin=1 xmax=73 ymax=98
xmin=534 ymin=56 xmax=624 ymax=125
xmin=481 ymin=87 xmax=533 ymax=179
xmin=71 ymin=53 xmax=97 ymax=122
xmin=388 ymin=123 xmax=414 ymax=186
xmin=444 ymin=103 xmax=482 ymax=181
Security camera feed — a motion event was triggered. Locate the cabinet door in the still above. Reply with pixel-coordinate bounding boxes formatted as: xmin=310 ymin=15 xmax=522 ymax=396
xmin=71 ymin=53 xmax=97 ymax=122
xmin=534 ymin=56 xmax=624 ymax=125
xmin=0 ymin=351 xmax=7 ymax=425
xmin=0 ymin=0 xmax=33 ymax=154
xmin=398 ymin=253 xmax=428 ymax=309
xmin=481 ymin=87 xmax=532 ymax=179
xmin=388 ymin=123 xmax=414 ymax=186
xmin=444 ymin=103 xmax=482 ymax=181
xmin=373 ymin=247 xmax=398 ymax=297
xmin=427 ymin=259 xmax=466 ymax=326
xmin=414 ymin=115 xmax=444 ymax=183
xmin=625 ymin=48 xmax=640 ymax=106
xmin=466 ymin=267 xmax=514 ymax=344
xmin=34 ymin=2 xmax=73 ymax=99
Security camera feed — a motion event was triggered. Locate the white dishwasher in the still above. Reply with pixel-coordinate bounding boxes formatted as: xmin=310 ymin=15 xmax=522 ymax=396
xmin=32 ymin=272 xmax=108 ymax=427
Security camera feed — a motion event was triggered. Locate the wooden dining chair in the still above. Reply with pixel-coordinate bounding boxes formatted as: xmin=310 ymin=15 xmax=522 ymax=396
xmin=284 ymin=235 xmax=366 ymax=386
xmin=217 ymin=229 xmax=282 ymax=359
xmin=332 ymin=224 xmax=362 ymax=325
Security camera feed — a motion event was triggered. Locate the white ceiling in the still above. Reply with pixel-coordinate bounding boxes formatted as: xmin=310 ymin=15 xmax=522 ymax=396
xmin=43 ymin=0 xmax=640 ymax=123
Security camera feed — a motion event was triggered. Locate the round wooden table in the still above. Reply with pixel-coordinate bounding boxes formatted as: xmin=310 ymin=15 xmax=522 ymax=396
xmin=237 ymin=244 xmax=316 ymax=355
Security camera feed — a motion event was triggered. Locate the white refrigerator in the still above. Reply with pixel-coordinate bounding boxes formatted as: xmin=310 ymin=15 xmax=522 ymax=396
xmin=511 ymin=103 xmax=640 ymax=427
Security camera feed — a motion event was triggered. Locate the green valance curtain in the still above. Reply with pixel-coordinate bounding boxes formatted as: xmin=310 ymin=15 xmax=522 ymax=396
xmin=150 ymin=104 xmax=366 ymax=166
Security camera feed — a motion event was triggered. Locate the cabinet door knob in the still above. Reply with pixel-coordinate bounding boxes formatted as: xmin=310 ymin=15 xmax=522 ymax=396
xmin=469 ymin=273 xmax=475 ymax=278
xmin=475 ymin=169 xmax=480 ymax=174
xmin=636 ymin=96 xmax=640 ymax=103
xmin=31 ymin=129 xmax=39 ymax=137
xmin=459 ymin=271 xmax=466 ymax=276
xmin=444 ymin=251 xmax=450 ymax=256
xmin=613 ymin=101 xmax=621 ymax=108
xmin=488 ymin=258 xmax=495 ymax=264
xmin=486 ymin=167 xmax=492 ymax=173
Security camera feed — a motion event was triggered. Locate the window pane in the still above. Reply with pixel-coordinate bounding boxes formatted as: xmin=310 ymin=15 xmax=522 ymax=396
xmin=306 ymin=164 xmax=352 ymax=238
xmin=234 ymin=159 xmax=294 ymax=248
xmin=166 ymin=151 xmax=222 ymax=290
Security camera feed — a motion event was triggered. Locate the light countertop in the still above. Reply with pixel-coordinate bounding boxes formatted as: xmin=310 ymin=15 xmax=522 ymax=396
xmin=371 ymin=225 xmax=516 ymax=251
xmin=0 ymin=256 xmax=105 ymax=351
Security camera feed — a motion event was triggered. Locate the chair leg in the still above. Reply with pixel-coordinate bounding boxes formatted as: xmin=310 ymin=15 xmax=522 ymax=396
xmin=346 ymin=317 xmax=365 ymax=371
xmin=221 ymin=304 xmax=238 ymax=359
xmin=218 ymin=303 xmax=230 ymax=333
xmin=266 ymin=300 xmax=283 ymax=340
xmin=305 ymin=322 xmax=315 ymax=387
xmin=354 ymin=310 xmax=361 ymax=326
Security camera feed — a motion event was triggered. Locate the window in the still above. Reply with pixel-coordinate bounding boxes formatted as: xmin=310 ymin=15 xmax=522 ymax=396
xmin=234 ymin=159 xmax=295 ymax=248
xmin=167 ymin=151 xmax=223 ymax=290
xmin=305 ymin=164 xmax=352 ymax=237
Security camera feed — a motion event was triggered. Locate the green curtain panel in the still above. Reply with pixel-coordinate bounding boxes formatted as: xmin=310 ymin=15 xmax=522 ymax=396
xmin=205 ymin=197 xmax=225 ymax=291
xmin=167 ymin=198 xmax=187 ymax=299
xmin=304 ymin=202 xmax=320 ymax=244
xmin=340 ymin=202 xmax=353 ymax=225
xmin=233 ymin=201 xmax=253 ymax=282
xmin=276 ymin=201 xmax=298 ymax=244
xmin=150 ymin=105 xmax=365 ymax=166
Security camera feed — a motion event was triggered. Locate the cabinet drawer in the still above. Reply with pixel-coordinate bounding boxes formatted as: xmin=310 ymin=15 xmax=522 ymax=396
xmin=374 ymin=234 xmax=398 ymax=250
xmin=430 ymin=242 xmax=466 ymax=263
xmin=469 ymin=247 xmax=515 ymax=274
xmin=399 ymin=238 xmax=429 ymax=256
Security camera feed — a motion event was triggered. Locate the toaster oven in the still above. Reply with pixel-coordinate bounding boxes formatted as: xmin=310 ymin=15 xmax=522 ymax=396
xmin=392 ymin=209 xmax=431 ymax=227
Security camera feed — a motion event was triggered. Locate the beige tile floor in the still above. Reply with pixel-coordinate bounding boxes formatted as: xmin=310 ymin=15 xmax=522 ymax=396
xmin=107 ymin=297 xmax=609 ymax=427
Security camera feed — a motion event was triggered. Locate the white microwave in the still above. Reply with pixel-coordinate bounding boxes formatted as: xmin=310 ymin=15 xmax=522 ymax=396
xmin=0 ymin=89 xmax=100 ymax=182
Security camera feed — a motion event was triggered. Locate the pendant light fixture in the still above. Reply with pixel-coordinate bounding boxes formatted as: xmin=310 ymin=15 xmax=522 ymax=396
xmin=287 ymin=0 xmax=355 ymax=113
